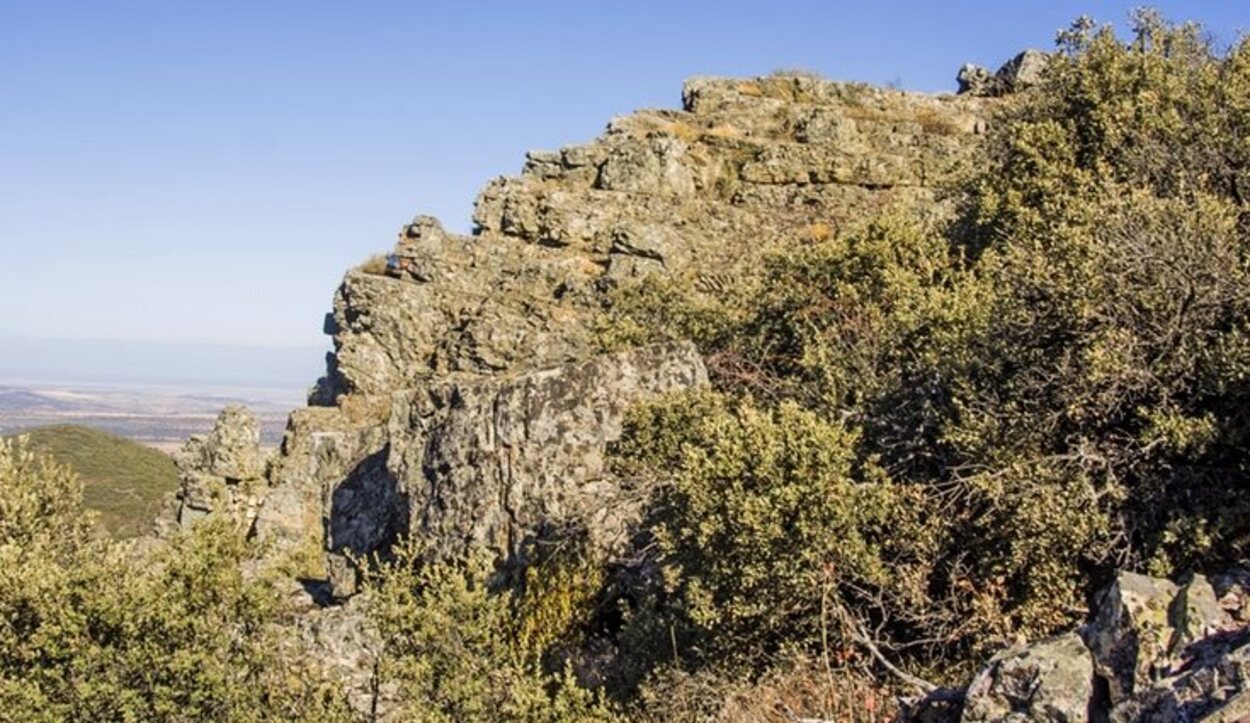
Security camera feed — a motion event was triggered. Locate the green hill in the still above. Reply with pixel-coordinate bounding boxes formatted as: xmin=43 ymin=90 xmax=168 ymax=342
xmin=10 ymin=425 xmax=179 ymax=538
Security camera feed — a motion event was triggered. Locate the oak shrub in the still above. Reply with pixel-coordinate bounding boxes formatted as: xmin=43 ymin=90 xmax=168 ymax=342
xmin=599 ymin=8 xmax=1250 ymax=699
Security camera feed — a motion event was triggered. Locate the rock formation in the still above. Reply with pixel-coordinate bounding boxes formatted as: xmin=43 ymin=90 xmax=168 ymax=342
xmin=175 ymin=73 xmax=1001 ymax=716
xmin=960 ymin=570 xmax=1250 ymax=722
xmin=221 ymin=73 xmax=992 ymax=588
xmin=958 ymin=49 xmax=1051 ymax=97
xmin=165 ymin=66 xmax=1250 ymax=721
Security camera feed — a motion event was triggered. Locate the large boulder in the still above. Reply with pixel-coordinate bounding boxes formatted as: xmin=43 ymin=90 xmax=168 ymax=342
xmin=324 ymin=341 xmax=707 ymax=596
xmin=961 ymin=632 xmax=1096 ymax=722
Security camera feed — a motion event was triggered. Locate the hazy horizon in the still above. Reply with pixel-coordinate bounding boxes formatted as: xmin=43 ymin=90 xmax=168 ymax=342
xmin=0 ymin=335 xmax=326 ymax=392
xmin=2 ymin=1 xmax=1245 ymax=349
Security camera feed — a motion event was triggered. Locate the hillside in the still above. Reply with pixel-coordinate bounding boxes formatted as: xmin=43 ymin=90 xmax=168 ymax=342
xmin=12 ymin=425 xmax=178 ymax=538
xmin=5 ymin=11 xmax=1250 ymax=722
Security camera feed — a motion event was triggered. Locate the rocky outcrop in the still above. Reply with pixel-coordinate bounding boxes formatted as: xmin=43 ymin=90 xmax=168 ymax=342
xmin=959 ymin=570 xmax=1250 ymax=722
xmin=174 ymin=405 xmax=268 ymax=529
xmin=312 ymin=75 xmax=988 ymax=401
xmin=180 ymin=74 xmax=996 ymax=711
xmin=958 ymin=49 xmax=1051 ymax=97
xmin=227 ymin=73 xmax=992 ymax=587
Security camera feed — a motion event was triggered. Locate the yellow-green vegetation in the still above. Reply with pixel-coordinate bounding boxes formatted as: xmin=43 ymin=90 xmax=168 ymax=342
xmin=363 ymin=543 xmax=620 ymax=723
xmin=0 ymin=437 xmax=352 ymax=721
xmin=14 ymin=424 xmax=179 ymax=538
xmin=592 ymin=9 xmax=1250 ymax=698
xmin=4 ymin=10 xmax=1249 ymax=720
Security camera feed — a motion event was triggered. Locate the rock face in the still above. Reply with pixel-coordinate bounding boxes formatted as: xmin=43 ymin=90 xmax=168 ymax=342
xmin=179 ymin=74 xmax=995 ymax=713
xmin=174 ymin=405 xmax=268 ymax=529
xmin=325 ymin=341 xmax=707 ymax=596
xmin=959 ymin=570 xmax=1250 ymax=722
xmin=958 ymin=49 xmax=1051 ymax=97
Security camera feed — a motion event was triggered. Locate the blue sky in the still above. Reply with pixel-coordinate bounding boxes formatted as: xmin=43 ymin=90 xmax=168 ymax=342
xmin=1 ymin=1 xmax=1245 ymax=349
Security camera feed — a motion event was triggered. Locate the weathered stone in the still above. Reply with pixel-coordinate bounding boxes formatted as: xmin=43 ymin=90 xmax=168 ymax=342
xmin=1086 ymin=572 xmax=1182 ymax=705
xmin=384 ymin=342 xmax=706 ymax=562
xmin=961 ymin=632 xmax=1096 ymax=722
xmin=174 ymin=405 xmax=267 ymax=528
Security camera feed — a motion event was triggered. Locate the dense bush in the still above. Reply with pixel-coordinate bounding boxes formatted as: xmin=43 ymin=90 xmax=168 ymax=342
xmin=602 ymin=9 xmax=1250 ymax=695
xmin=363 ymin=543 xmax=619 ymax=723
xmin=0 ymin=437 xmax=350 ymax=721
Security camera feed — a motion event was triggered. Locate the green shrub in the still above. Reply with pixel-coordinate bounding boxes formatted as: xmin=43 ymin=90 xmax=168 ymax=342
xmin=0 ymin=437 xmax=350 ymax=721
xmin=605 ymin=9 xmax=1250 ymax=688
xmin=363 ymin=542 xmax=620 ymax=723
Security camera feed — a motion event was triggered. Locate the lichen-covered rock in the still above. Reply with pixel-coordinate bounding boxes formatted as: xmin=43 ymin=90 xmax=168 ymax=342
xmin=174 ymin=405 xmax=267 ymax=528
xmin=957 ymin=50 xmax=1050 ymax=97
xmin=323 ymin=342 xmax=707 ymax=596
xmin=1085 ymin=572 xmax=1183 ymax=705
xmin=961 ymin=632 xmax=1095 ymax=722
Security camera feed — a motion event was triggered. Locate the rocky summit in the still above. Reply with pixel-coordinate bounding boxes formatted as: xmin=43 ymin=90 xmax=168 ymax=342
xmin=174 ymin=71 xmax=992 ymax=583
xmin=164 ymin=59 xmax=1250 ymax=722
xmin=163 ymin=71 xmax=992 ymax=716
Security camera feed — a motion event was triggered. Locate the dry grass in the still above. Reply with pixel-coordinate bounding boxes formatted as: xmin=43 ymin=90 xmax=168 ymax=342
xmin=914 ymin=106 xmax=966 ymax=136
xmin=662 ymin=121 xmax=744 ymax=142
xmin=802 ymin=221 xmax=836 ymax=243
xmin=663 ymin=121 xmax=703 ymax=142
xmin=359 ymin=253 xmax=389 ymax=275
xmin=638 ymin=656 xmax=897 ymax=723
xmin=770 ymin=67 xmax=827 ymax=80
xmin=737 ymin=81 xmax=764 ymax=97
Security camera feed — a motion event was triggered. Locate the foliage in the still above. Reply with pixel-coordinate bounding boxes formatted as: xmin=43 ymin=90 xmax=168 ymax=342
xmin=12 ymin=424 xmax=179 ymax=538
xmin=0 ymin=437 xmax=350 ymax=721
xmin=603 ymin=8 xmax=1250 ymax=692
xmin=363 ymin=541 xmax=620 ymax=723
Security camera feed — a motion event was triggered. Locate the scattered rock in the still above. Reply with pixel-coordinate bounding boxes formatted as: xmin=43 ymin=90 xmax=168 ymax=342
xmin=958 ymin=570 xmax=1250 ymax=722
xmin=962 ymin=632 xmax=1095 ymax=722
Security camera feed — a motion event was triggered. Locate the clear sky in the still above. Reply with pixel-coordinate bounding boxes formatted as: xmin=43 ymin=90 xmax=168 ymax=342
xmin=2 ymin=1 xmax=1245 ymax=349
